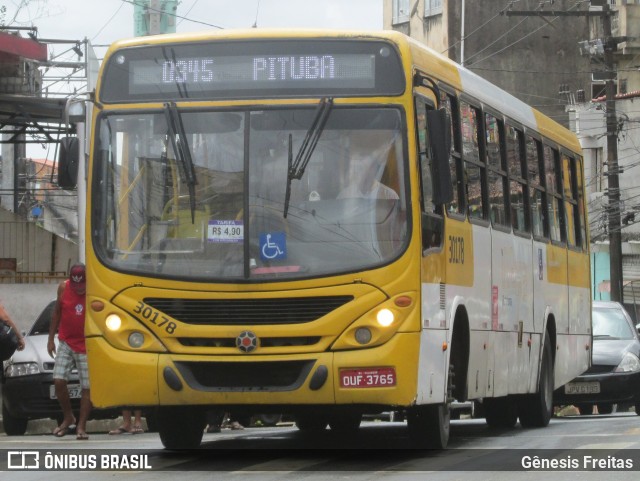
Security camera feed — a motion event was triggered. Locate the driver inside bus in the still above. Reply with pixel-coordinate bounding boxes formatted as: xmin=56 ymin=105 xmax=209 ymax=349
xmin=337 ymin=130 xmax=399 ymax=200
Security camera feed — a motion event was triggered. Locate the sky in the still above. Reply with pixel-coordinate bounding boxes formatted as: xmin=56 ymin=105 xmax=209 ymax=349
xmin=2 ymin=0 xmax=383 ymax=158
xmin=4 ymin=0 xmax=383 ymax=47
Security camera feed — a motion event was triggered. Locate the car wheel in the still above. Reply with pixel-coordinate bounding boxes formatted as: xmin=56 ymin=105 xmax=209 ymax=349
xmin=635 ymin=402 xmax=640 ymax=416
xmin=2 ymin=402 xmax=28 ymax=436
xmin=597 ymin=403 xmax=613 ymax=415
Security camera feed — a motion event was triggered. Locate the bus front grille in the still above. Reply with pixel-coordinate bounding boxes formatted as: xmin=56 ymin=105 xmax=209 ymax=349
xmin=144 ymin=296 xmax=353 ymax=325
xmin=174 ymin=360 xmax=315 ymax=391
xmin=177 ymin=336 xmax=321 ymax=348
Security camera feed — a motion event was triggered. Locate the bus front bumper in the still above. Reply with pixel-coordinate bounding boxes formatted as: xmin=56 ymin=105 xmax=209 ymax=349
xmin=86 ymin=332 xmax=420 ymax=409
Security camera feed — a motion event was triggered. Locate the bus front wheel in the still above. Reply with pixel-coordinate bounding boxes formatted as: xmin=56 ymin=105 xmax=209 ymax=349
xmin=407 ymin=403 xmax=450 ymax=449
xmin=158 ymin=407 xmax=205 ymax=450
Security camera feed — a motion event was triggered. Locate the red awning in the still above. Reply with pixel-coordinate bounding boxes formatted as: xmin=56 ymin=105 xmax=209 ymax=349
xmin=0 ymin=32 xmax=46 ymax=61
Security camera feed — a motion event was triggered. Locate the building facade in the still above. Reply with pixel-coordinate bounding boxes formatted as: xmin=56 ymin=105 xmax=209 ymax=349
xmin=568 ymin=2 xmax=640 ymax=317
xmin=383 ymin=0 xmax=592 ymax=127
xmin=385 ymin=0 xmax=640 ymax=316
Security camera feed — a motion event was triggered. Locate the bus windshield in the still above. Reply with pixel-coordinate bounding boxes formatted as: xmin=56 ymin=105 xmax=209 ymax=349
xmin=92 ymin=106 xmax=408 ymax=281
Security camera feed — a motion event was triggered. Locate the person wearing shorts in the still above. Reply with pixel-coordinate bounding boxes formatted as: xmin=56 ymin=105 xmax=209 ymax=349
xmin=47 ymin=264 xmax=91 ymax=440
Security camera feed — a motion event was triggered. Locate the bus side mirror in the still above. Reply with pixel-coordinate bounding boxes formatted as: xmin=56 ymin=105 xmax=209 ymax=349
xmin=426 ymin=108 xmax=453 ymax=206
xmin=57 ymin=136 xmax=79 ymax=189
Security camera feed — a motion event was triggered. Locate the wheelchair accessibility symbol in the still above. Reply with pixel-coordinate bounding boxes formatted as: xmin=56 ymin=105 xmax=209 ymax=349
xmin=260 ymin=232 xmax=287 ymax=261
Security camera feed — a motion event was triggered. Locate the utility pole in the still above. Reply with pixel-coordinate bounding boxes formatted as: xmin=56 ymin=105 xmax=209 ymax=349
xmin=602 ymin=4 xmax=623 ymax=303
xmin=505 ymin=2 xmax=623 ymax=302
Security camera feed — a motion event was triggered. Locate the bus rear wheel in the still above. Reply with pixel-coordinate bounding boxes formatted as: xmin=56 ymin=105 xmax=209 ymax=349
xmin=158 ymin=407 xmax=205 ymax=450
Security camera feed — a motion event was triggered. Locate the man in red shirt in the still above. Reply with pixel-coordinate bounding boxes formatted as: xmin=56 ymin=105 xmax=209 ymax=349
xmin=47 ymin=264 xmax=92 ymax=440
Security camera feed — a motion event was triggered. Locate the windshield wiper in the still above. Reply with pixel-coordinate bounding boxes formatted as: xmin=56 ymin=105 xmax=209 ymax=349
xmin=283 ymin=97 xmax=333 ymax=218
xmin=163 ymin=102 xmax=197 ymax=223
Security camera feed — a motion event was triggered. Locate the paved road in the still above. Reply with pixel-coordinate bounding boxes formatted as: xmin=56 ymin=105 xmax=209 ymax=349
xmin=1 ymin=413 xmax=640 ymax=480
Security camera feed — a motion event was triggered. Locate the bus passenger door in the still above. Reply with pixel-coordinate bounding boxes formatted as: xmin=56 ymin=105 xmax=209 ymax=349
xmin=415 ymin=92 xmax=448 ymax=404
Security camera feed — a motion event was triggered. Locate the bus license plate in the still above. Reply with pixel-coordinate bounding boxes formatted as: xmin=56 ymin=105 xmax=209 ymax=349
xmin=49 ymin=384 xmax=82 ymax=399
xmin=564 ymin=381 xmax=600 ymax=395
xmin=339 ymin=367 xmax=396 ymax=388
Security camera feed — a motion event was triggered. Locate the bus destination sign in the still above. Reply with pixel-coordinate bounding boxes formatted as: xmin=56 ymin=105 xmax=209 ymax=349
xmin=132 ymin=53 xmax=375 ymax=92
xmin=99 ymin=40 xmax=404 ymax=101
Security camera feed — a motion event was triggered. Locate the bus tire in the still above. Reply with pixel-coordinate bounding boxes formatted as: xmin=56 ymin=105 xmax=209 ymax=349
xmin=407 ymin=360 xmax=451 ymax=448
xmin=407 ymin=403 xmax=450 ymax=449
xmin=518 ymin=335 xmax=553 ymax=428
xmin=484 ymin=396 xmax=518 ymax=428
xmin=158 ymin=407 xmax=205 ymax=450
xmin=295 ymin=413 xmax=328 ymax=432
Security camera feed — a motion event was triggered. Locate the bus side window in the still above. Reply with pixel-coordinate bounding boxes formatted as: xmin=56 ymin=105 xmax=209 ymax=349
xmin=576 ymin=157 xmax=587 ymax=249
xmin=439 ymin=91 xmax=463 ymax=215
xmin=485 ymin=112 xmax=509 ymax=227
xmin=506 ymin=125 xmax=529 ymax=233
xmin=527 ymin=136 xmax=548 ymax=239
xmin=461 ymin=101 xmax=486 ymax=221
xmin=415 ymin=96 xmax=443 ymax=250
xmin=544 ymin=144 xmax=565 ymax=244
xmin=562 ymin=153 xmax=580 ymax=248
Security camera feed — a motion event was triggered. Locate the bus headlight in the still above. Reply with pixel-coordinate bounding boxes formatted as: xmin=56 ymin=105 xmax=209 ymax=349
xmin=355 ymin=327 xmax=372 ymax=345
xmin=128 ymin=332 xmax=145 ymax=348
xmin=332 ymin=292 xmax=417 ymax=351
xmin=105 ymin=314 xmax=122 ymax=331
xmin=376 ymin=308 xmax=395 ymax=327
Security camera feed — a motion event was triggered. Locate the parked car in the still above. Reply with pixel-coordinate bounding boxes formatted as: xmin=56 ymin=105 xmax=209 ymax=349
xmin=1 ymin=300 xmax=119 ymax=435
xmin=554 ymin=301 xmax=640 ymax=415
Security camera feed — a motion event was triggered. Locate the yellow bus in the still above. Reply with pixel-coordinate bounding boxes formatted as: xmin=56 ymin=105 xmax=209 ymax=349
xmin=78 ymin=29 xmax=591 ymax=449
